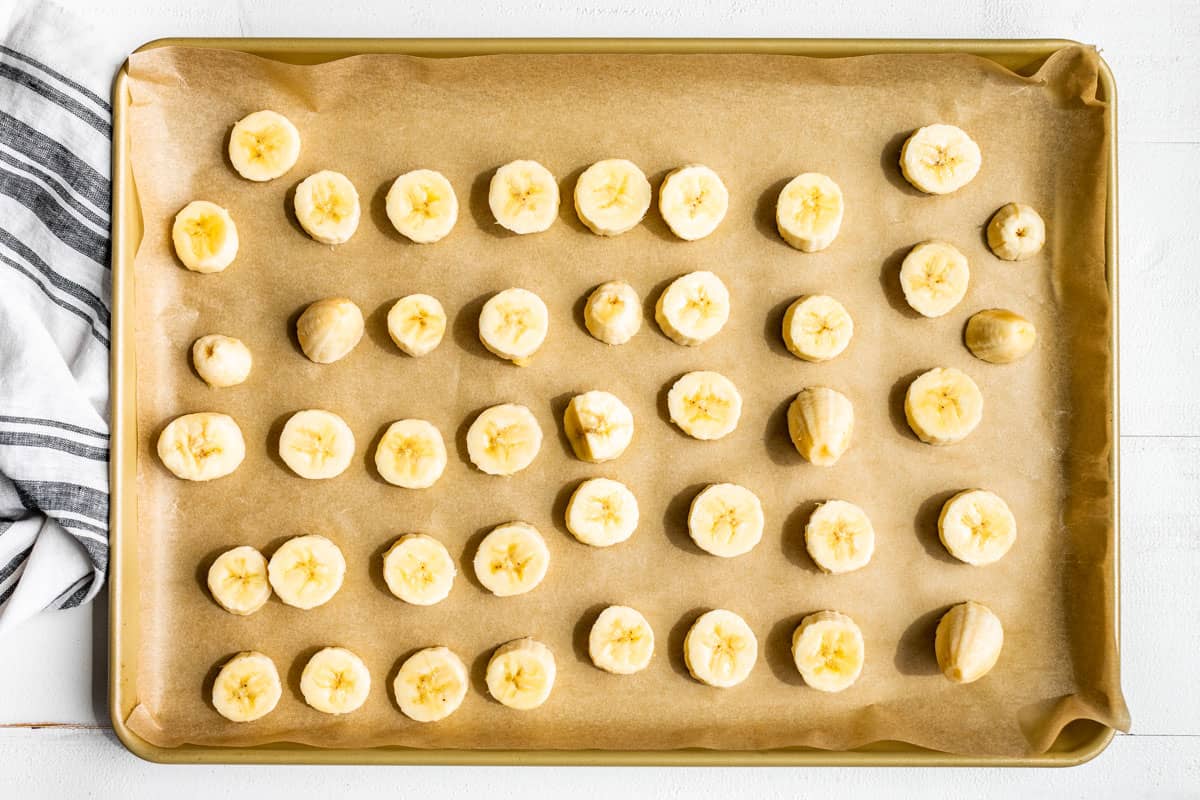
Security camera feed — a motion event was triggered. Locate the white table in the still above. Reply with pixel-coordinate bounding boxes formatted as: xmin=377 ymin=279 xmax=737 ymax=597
xmin=4 ymin=0 xmax=1198 ymax=795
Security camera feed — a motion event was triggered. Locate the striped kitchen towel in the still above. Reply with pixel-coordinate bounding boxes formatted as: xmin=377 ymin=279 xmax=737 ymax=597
xmin=0 ymin=0 xmax=111 ymax=635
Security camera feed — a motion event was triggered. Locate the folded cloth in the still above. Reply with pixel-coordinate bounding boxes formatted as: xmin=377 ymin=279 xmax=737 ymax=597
xmin=0 ymin=0 xmax=111 ymax=635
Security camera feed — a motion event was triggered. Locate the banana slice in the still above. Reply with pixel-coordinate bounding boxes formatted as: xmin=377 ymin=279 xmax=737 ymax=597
xmin=267 ymin=534 xmax=346 ymax=609
xmin=655 ymin=270 xmax=730 ymax=346
xmin=228 ymin=110 xmax=301 ymax=182
xmin=393 ymin=646 xmax=469 ymax=722
xmin=688 ymin=483 xmax=764 ymax=558
xmin=192 ymin=334 xmax=252 ymax=388
xmin=489 ymin=160 xmax=559 ymax=234
xmin=804 ymin=500 xmax=875 ymax=574
xmin=473 ymin=522 xmax=550 ymax=597
xmin=589 ymin=605 xmax=654 ymax=674
xmin=386 ymin=169 xmax=458 ymax=243
xmin=964 ymin=309 xmax=1037 ymax=364
xmin=938 ymin=490 xmax=1017 ymax=565
xmin=296 ymin=297 xmax=364 ymax=364
xmin=300 ymin=646 xmax=371 ymax=714
xmin=478 ymin=288 xmax=549 ymax=366
xmin=904 ymin=368 xmax=983 ymax=446
xmin=899 ymin=124 xmax=982 ymax=195
xmin=584 ymin=281 xmax=642 ymax=345
xmin=782 ymin=295 xmax=853 ymax=362
xmin=787 ymin=387 xmax=854 ymax=466
xmin=207 ymin=545 xmax=271 ymax=615
xmin=659 ymin=165 xmax=729 ymax=241
xmin=387 ymin=294 xmax=447 ymax=357
xmin=565 ymin=478 xmax=639 ymax=547
xmin=791 ymin=610 xmax=865 ymax=692
xmin=684 ymin=609 xmax=758 ymax=688
xmin=574 ymin=158 xmax=652 ymax=236
xmin=383 ymin=533 xmax=457 ymax=605
xmin=156 ymin=412 xmax=245 ymax=481
xmin=563 ymin=390 xmax=634 ymax=463
xmin=667 ymin=371 xmax=743 ymax=441
xmin=465 ymin=403 xmax=543 ymax=476
xmin=775 ymin=172 xmax=844 ymax=252
xmin=294 ymin=170 xmax=360 ymax=245
xmin=486 ymin=637 xmax=556 ymax=710
xmin=935 ymin=601 xmax=1004 ymax=684
xmin=374 ymin=419 xmax=447 ymax=489
xmin=278 ymin=409 xmax=355 ymax=479
xmin=987 ymin=203 xmax=1045 ymax=261
xmin=900 ymin=241 xmax=970 ymax=318
xmin=211 ymin=651 xmax=282 ymax=722
xmin=172 ymin=200 xmax=238 ymax=273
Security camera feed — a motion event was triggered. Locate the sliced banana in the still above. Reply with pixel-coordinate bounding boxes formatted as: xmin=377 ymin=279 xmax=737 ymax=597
xmin=938 ymin=490 xmax=1017 ymax=565
xmin=791 ymin=610 xmax=865 ymax=692
xmin=300 ymin=646 xmax=371 ymax=715
xmin=589 ymin=605 xmax=654 ymax=674
xmin=478 ymin=288 xmax=549 ymax=366
xmin=393 ymin=646 xmax=469 ymax=722
xmin=486 ymin=637 xmax=556 ymax=710
xmin=386 ymin=169 xmax=458 ymax=243
xmin=987 ymin=203 xmax=1045 ymax=261
xmin=563 ymin=390 xmax=634 ymax=463
xmin=655 ymin=270 xmax=730 ymax=346
xmin=228 ymin=110 xmax=301 ymax=182
xmin=804 ymin=501 xmax=874 ymax=574
xmin=207 ymin=545 xmax=271 ymax=615
xmin=296 ymin=297 xmax=364 ymax=364
xmin=473 ymin=522 xmax=550 ymax=597
xmin=574 ymin=158 xmax=651 ymax=236
xmin=383 ymin=534 xmax=457 ymax=605
xmin=489 ymin=159 xmax=559 ymax=234
xmin=787 ymin=387 xmax=854 ymax=466
xmin=935 ymin=601 xmax=1004 ymax=684
xmin=278 ymin=409 xmax=355 ymax=479
xmin=904 ymin=368 xmax=983 ymax=446
xmin=900 ymin=241 xmax=970 ymax=318
xmin=667 ymin=371 xmax=742 ymax=441
xmin=387 ymin=294 xmax=447 ymax=357
xmin=659 ymin=164 xmax=729 ymax=241
xmin=267 ymin=534 xmax=346 ymax=610
xmin=192 ymin=334 xmax=252 ymax=388
xmin=900 ymin=124 xmax=982 ymax=195
xmin=782 ymin=295 xmax=853 ymax=362
xmin=172 ymin=200 xmax=238 ymax=273
xmin=965 ymin=308 xmax=1037 ymax=364
xmin=294 ymin=170 xmax=360 ymax=245
xmin=211 ymin=651 xmax=282 ymax=722
xmin=465 ymin=403 xmax=543 ymax=476
xmin=775 ymin=172 xmax=844 ymax=252
xmin=565 ymin=478 xmax=639 ymax=547
xmin=156 ymin=412 xmax=245 ymax=482
xmin=684 ymin=609 xmax=757 ymax=688
xmin=584 ymin=281 xmax=642 ymax=345
xmin=374 ymin=419 xmax=447 ymax=489
xmin=688 ymin=483 xmax=764 ymax=558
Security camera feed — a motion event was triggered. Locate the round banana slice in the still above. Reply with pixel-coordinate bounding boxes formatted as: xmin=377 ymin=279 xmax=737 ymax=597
xmin=563 ymin=390 xmax=634 ymax=463
xmin=584 ymin=281 xmax=642 ymax=345
xmin=935 ymin=601 xmax=1004 ymax=684
xmin=775 ymin=172 xmax=844 ymax=252
xmin=659 ymin=165 xmax=729 ymax=241
xmin=228 ymin=110 xmax=301 ymax=182
xmin=684 ymin=609 xmax=758 ymax=688
xmin=386 ymin=169 xmax=458 ymax=243
xmin=899 ymin=123 xmax=982 ymax=195
xmin=787 ymin=387 xmax=854 ymax=466
xmin=565 ymin=478 xmax=639 ymax=547
xmin=667 ymin=371 xmax=743 ymax=441
xmin=383 ymin=533 xmax=457 ymax=606
xmin=473 ymin=521 xmax=550 ymax=597
xmin=156 ymin=412 xmax=245 ymax=481
xmin=192 ymin=334 xmax=252 ymax=388
xmin=393 ymin=646 xmax=469 ymax=722
xmin=211 ymin=651 xmax=282 ymax=722
xmin=900 ymin=240 xmax=970 ymax=318
xmin=465 ymin=403 xmax=543 ymax=476
xmin=278 ymin=409 xmax=356 ymax=479
xmin=804 ymin=500 xmax=875 ymax=574
xmin=489 ymin=159 xmax=559 ymax=235
xmin=478 ymin=288 xmax=549 ymax=366
xmin=791 ymin=610 xmax=865 ymax=692
xmin=589 ymin=605 xmax=654 ymax=674
xmin=267 ymin=534 xmax=346 ymax=610
xmin=486 ymin=637 xmax=556 ymax=710
xmin=300 ymin=646 xmax=371 ymax=715
xmin=655 ymin=270 xmax=730 ymax=346
xmin=294 ymin=170 xmax=360 ymax=245
xmin=387 ymin=294 xmax=447 ymax=357
xmin=987 ymin=203 xmax=1045 ymax=261
xmin=296 ymin=297 xmax=364 ymax=364
xmin=172 ymin=200 xmax=238 ymax=273
xmin=938 ymin=490 xmax=1017 ymax=565
xmin=574 ymin=158 xmax=652 ymax=236
xmin=904 ymin=368 xmax=983 ymax=446
xmin=207 ymin=545 xmax=271 ymax=615
xmin=374 ymin=419 xmax=447 ymax=489
xmin=688 ymin=483 xmax=764 ymax=558
xmin=782 ymin=295 xmax=853 ymax=362
xmin=964 ymin=309 xmax=1037 ymax=364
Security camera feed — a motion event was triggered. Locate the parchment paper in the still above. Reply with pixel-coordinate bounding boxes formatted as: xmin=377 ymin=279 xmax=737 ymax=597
xmin=123 ymin=44 xmax=1129 ymax=756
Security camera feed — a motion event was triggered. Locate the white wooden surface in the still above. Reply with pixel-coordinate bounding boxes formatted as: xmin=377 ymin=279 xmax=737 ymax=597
xmin=3 ymin=0 xmax=1199 ymax=796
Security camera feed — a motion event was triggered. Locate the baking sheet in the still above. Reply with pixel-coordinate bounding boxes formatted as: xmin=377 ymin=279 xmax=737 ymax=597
xmin=121 ymin=44 xmax=1128 ymax=756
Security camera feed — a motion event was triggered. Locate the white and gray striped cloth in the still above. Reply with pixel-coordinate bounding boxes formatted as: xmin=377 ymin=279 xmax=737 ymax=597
xmin=0 ymin=0 xmax=110 ymax=635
